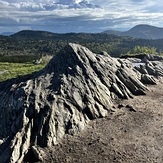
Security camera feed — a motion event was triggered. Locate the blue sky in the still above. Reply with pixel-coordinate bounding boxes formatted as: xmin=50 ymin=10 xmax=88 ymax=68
xmin=1 ymin=0 xmax=163 ymax=33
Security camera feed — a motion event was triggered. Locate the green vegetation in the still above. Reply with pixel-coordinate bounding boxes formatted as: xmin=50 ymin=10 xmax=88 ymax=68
xmin=0 ymin=53 xmax=52 ymax=82
xmin=120 ymin=46 xmax=159 ymax=57
xmin=1 ymin=31 xmax=163 ymax=60
xmin=41 ymin=55 xmax=53 ymax=64
xmin=0 ymin=55 xmax=39 ymax=63
xmin=0 ymin=62 xmax=45 ymax=82
xmin=128 ymin=46 xmax=157 ymax=55
xmin=0 ymin=30 xmax=163 ymax=82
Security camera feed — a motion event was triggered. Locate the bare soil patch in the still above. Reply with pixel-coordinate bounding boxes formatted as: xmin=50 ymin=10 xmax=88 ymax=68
xmin=33 ymin=79 xmax=163 ymax=163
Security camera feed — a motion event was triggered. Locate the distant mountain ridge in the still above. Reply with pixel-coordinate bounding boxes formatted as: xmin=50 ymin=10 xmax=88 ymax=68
xmin=1 ymin=28 xmax=163 ymax=60
xmin=103 ymin=24 xmax=163 ymax=39
xmin=11 ymin=30 xmax=60 ymax=40
xmin=1 ymin=32 xmax=14 ymax=36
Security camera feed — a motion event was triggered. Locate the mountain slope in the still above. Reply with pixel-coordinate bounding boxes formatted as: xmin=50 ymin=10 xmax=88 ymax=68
xmin=103 ymin=24 xmax=163 ymax=39
xmin=1 ymin=29 xmax=163 ymax=58
xmin=11 ymin=30 xmax=60 ymax=40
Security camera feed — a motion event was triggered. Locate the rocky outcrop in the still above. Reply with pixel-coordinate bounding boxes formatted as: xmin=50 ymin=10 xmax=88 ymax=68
xmin=129 ymin=54 xmax=163 ymax=80
xmin=0 ymin=43 xmax=156 ymax=162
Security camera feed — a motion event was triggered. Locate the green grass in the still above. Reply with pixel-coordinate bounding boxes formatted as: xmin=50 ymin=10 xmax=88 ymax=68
xmin=0 ymin=62 xmax=46 ymax=82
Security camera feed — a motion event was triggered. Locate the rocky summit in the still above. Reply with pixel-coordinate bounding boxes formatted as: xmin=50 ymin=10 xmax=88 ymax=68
xmin=0 ymin=43 xmax=162 ymax=162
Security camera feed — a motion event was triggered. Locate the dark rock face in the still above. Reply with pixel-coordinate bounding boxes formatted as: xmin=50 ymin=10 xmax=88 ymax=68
xmin=0 ymin=43 xmax=158 ymax=162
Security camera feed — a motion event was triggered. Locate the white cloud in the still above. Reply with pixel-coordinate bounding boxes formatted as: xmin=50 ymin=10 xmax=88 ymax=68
xmin=1 ymin=0 xmax=163 ymax=33
xmin=0 ymin=0 xmax=99 ymax=11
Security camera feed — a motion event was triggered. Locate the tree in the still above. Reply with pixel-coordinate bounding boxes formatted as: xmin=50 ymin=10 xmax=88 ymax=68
xmin=129 ymin=46 xmax=157 ymax=55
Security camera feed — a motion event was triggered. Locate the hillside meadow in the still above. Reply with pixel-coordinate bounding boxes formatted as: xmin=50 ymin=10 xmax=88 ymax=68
xmin=0 ymin=62 xmax=45 ymax=82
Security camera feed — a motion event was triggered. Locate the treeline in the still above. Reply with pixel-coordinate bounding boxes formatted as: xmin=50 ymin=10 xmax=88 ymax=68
xmin=127 ymin=46 xmax=157 ymax=55
xmin=0 ymin=55 xmax=39 ymax=63
xmin=0 ymin=31 xmax=163 ymax=63
xmin=120 ymin=46 xmax=160 ymax=58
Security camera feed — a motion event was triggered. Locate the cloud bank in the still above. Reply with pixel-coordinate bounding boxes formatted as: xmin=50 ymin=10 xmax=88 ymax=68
xmin=1 ymin=0 xmax=163 ymax=33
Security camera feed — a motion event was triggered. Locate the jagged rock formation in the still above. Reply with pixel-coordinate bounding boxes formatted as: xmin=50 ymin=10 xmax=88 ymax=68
xmin=126 ymin=54 xmax=163 ymax=84
xmin=0 ymin=43 xmax=160 ymax=162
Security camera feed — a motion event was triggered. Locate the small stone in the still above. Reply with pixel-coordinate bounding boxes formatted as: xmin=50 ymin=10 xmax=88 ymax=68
xmin=126 ymin=105 xmax=136 ymax=112
xmin=0 ymin=139 xmax=3 ymax=145
xmin=118 ymin=104 xmax=125 ymax=109
xmin=31 ymin=146 xmax=44 ymax=161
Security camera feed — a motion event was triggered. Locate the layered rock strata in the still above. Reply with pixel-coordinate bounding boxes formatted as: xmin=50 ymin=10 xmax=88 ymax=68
xmin=0 ymin=44 xmax=160 ymax=162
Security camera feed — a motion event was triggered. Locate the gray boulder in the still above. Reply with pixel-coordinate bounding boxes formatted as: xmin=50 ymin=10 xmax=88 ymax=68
xmin=141 ymin=74 xmax=157 ymax=84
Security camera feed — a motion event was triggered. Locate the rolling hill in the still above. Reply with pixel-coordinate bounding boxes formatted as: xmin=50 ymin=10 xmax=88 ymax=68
xmin=103 ymin=24 xmax=163 ymax=39
xmin=0 ymin=29 xmax=163 ymax=63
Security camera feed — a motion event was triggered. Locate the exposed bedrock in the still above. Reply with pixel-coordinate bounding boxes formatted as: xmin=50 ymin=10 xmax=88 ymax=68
xmin=0 ymin=43 xmax=160 ymax=162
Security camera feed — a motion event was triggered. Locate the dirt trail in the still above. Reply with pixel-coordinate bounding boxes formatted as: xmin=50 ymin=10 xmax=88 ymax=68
xmin=40 ymin=79 xmax=163 ymax=163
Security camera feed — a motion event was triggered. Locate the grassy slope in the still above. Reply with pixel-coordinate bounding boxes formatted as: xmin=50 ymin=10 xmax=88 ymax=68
xmin=0 ymin=62 xmax=45 ymax=82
